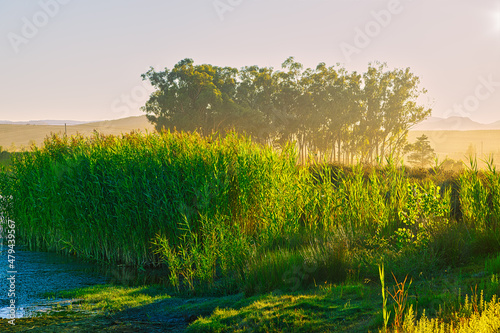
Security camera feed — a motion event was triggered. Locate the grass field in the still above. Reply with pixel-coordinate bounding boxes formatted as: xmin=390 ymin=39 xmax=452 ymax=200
xmin=408 ymin=130 xmax=500 ymax=168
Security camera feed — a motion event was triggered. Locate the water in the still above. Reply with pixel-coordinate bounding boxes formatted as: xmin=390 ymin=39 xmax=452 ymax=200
xmin=0 ymin=207 xmax=170 ymax=319
xmin=0 ymin=246 xmax=111 ymax=318
xmin=0 ymin=246 xmax=172 ymax=319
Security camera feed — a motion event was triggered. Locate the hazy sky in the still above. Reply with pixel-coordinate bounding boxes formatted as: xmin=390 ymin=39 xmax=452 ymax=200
xmin=1 ymin=0 xmax=499 ymax=123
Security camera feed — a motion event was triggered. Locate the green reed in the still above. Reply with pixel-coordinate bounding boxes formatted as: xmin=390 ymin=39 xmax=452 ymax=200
xmin=2 ymin=130 xmax=491 ymax=295
xmin=3 ymin=131 xmax=300 ymax=274
xmin=460 ymin=158 xmax=500 ymax=234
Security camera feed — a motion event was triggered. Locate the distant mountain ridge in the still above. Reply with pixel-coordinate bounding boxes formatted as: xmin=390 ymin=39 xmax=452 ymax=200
xmin=411 ymin=116 xmax=500 ymax=131
xmin=1 ymin=115 xmax=499 ymax=131
xmin=0 ymin=120 xmax=92 ymax=126
xmin=0 ymin=116 xmax=154 ymax=151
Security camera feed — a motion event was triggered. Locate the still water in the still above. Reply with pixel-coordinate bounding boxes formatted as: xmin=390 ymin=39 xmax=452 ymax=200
xmin=0 ymin=204 xmax=170 ymax=319
xmin=0 ymin=246 xmax=110 ymax=318
xmin=0 ymin=245 xmax=170 ymax=318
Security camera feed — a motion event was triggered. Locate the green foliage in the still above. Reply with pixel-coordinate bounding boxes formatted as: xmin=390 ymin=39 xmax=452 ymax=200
xmin=396 ymin=183 xmax=450 ymax=248
xmin=141 ymin=59 xmax=240 ymax=136
xmin=3 ymin=131 xmax=295 ymax=265
xmin=460 ymin=159 xmax=500 ymax=253
xmin=244 ymin=236 xmax=347 ymax=296
xmin=485 ymin=253 xmax=500 ymax=275
xmin=3 ymin=130 xmax=500 ymax=301
xmin=0 ymin=149 xmax=14 ymax=169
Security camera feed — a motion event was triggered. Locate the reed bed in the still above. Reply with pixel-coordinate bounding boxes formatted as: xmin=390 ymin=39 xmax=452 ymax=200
xmin=0 ymin=131 xmax=499 ymax=295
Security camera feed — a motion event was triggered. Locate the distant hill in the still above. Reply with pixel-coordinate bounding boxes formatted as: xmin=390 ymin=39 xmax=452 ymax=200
xmin=0 ymin=120 xmax=90 ymax=126
xmin=485 ymin=120 xmax=500 ymax=130
xmin=80 ymin=115 xmax=153 ymax=130
xmin=0 ymin=115 xmax=154 ymax=151
xmin=412 ymin=117 xmax=500 ymax=131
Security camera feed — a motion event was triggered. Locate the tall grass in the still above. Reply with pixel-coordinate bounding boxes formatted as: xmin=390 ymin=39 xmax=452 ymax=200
xmin=459 ymin=158 xmax=500 ymax=254
xmin=395 ymin=294 xmax=500 ymax=333
xmin=1 ymin=130 xmax=499 ymax=295
xmin=3 ymin=131 xmax=294 ymax=262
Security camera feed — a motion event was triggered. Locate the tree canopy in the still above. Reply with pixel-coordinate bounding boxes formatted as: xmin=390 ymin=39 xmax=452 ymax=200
xmin=141 ymin=58 xmax=431 ymax=164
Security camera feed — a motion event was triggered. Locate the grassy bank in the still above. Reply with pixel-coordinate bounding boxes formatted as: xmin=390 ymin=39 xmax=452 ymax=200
xmin=1 ymin=130 xmax=500 ymax=331
xmin=2 ymin=259 xmax=499 ymax=332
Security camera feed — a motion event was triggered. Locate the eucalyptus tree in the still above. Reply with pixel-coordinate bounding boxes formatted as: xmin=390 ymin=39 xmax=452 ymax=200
xmin=307 ymin=62 xmax=337 ymax=161
xmin=360 ymin=62 xmax=392 ymax=163
xmin=379 ymin=67 xmax=431 ymax=160
xmin=333 ymin=69 xmax=364 ymax=164
xmin=360 ymin=62 xmax=431 ymax=163
xmin=234 ymin=65 xmax=277 ymax=143
xmin=142 ymin=58 xmax=432 ymax=165
xmin=141 ymin=58 xmax=240 ymax=136
xmin=309 ymin=64 xmax=363 ymax=163
xmin=272 ymin=57 xmax=305 ymax=146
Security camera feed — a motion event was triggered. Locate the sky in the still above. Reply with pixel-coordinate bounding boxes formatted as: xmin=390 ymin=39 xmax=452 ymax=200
xmin=1 ymin=0 xmax=499 ymax=123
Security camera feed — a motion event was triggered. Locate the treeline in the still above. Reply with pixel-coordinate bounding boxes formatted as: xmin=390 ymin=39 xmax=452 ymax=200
xmin=141 ymin=58 xmax=431 ymax=164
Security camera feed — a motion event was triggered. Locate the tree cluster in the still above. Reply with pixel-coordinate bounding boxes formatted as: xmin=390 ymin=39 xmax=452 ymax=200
xmin=141 ymin=57 xmax=431 ymax=164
